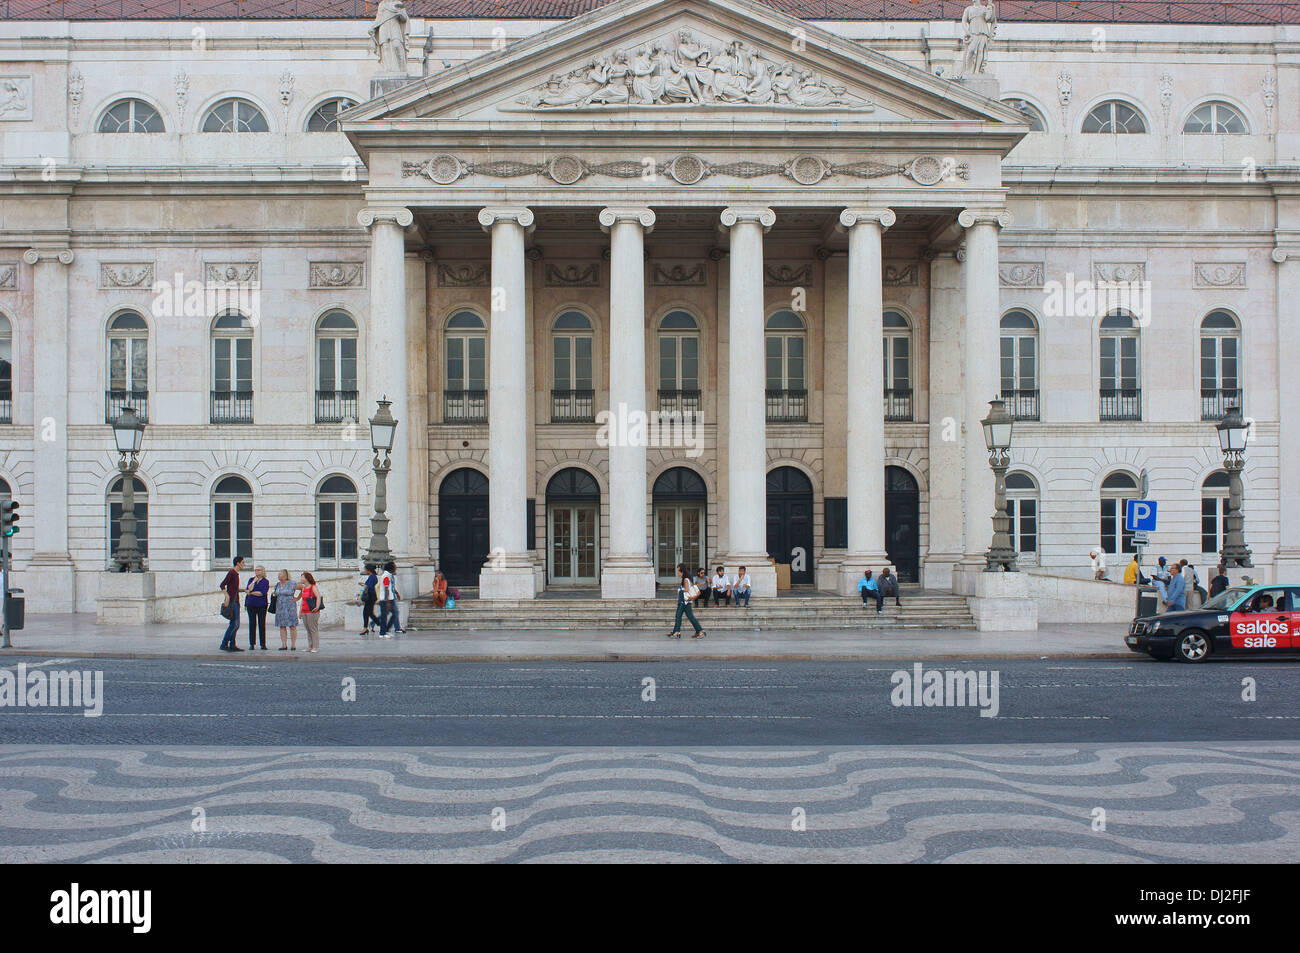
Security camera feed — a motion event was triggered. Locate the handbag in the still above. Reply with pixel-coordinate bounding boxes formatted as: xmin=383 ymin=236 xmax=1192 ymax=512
xmin=219 ymin=600 xmax=236 ymax=620
xmin=269 ymin=593 xmax=278 ymax=613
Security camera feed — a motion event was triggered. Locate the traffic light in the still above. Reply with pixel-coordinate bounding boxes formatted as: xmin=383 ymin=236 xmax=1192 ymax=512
xmin=0 ymin=499 xmax=19 ymax=537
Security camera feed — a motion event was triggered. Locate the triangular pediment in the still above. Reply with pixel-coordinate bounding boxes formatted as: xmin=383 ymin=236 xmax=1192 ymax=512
xmin=344 ymin=0 xmax=1027 ymax=133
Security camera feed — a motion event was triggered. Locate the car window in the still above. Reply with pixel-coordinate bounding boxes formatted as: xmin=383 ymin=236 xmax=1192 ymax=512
xmin=1246 ymin=589 xmax=1287 ymax=613
xmin=1203 ymin=586 xmax=1250 ymax=611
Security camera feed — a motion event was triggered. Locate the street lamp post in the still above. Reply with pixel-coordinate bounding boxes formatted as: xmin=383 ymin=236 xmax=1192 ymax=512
xmin=1216 ymin=402 xmax=1253 ymax=568
xmin=111 ymin=406 xmax=146 ymax=573
xmin=981 ymin=397 xmax=1018 ymax=572
xmin=365 ymin=396 xmax=398 ymax=566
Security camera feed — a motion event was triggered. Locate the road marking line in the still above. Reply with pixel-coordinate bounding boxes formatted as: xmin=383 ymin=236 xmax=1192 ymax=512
xmin=0 ymin=712 xmax=814 ymax=720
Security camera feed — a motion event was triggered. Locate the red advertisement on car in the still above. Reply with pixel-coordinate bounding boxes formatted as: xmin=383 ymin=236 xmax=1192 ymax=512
xmin=1228 ymin=613 xmax=1296 ymax=649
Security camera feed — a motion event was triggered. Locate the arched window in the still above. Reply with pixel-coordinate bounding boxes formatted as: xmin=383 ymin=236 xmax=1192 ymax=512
xmin=98 ymin=98 xmax=164 ymax=133
xmin=551 ymin=311 xmax=594 ymax=422
xmin=305 ymin=97 xmax=358 ymax=132
xmin=444 ymin=310 xmax=487 ymax=423
xmin=999 ymin=310 xmax=1039 ymax=420
xmin=0 ymin=313 xmax=11 ymax=424
xmin=1201 ymin=471 xmax=1231 ymax=555
xmin=1003 ymin=98 xmax=1046 ymax=132
xmin=1004 ymin=472 xmax=1039 ymax=561
xmin=201 ymin=98 xmax=269 ymax=133
xmin=107 ymin=475 xmax=148 ymax=562
xmin=1099 ymin=311 xmax=1141 ymax=421
xmin=211 ymin=312 xmax=254 ymax=423
xmin=212 ymin=475 xmax=253 ymax=563
xmin=765 ymin=310 xmax=806 ymax=422
xmin=1184 ymin=101 xmax=1248 ymax=135
xmin=658 ymin=310 xmax=701 ymax=415
xmin=316 ymin=311 xmax=358 ymax=423
xmin=317 ymin=475 xmax=358 ymax=567
xmin=1082 ymin=101 xmax=1147 ymax=134
xmin=106 ymin=310 xmax=148 ymax=423
xmin=883 ymin=310 xmax=912 ymax=421
xmin=1199 ymin=310 xmax=1241 ymax=420
xmin=1100 ymin=471 xmax=1139 ymax=555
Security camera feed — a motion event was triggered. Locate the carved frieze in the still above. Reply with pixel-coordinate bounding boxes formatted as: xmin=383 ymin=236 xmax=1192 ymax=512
xmin=651 ymin=262 xmax=707 ymax=286
xmin=883 ymin=262 xmax=919 ymax=287
xmin=99 ymin=262 xmax=156 ymax=290
xmin=513 ymin=31 xmax=872 ymax=110
xmin=544 ymin=263 xmax=601 ymax=287
xmin=765 ymin=264 xmax=813 ymax=287
xmin=437 ymin=263 xmax=490 ymax=288
xmin=1093 ymin=262 xmax=1146 ymax=284
xmin=0 ymin=263 xmax=16 ymax=290
xmin=205 ymin=262 xmax=260 ymax=286
xmin=1193 ymin=262 xmax=1246 ymax=289
xmin=309 ymin=262 xmax=366 ymax=289
xmin=405 ymin=152 xmax=967 ymax=188
xmin=998 ymin=262 xmax=1044 ymax=288
xmin=0 ymin=76 xmax=33 ymax=121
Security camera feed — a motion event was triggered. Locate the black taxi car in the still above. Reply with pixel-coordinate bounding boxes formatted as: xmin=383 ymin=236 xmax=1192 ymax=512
xmin=1126 ymin=583 xmax=1300 ymax=662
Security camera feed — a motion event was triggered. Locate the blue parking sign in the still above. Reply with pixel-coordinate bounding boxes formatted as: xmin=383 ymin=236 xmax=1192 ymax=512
xmin=1125 ymin=499 xmax=1157 ymax=532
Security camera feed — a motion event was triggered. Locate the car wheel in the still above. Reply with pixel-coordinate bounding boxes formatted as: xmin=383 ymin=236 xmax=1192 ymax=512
xmin=1176 ymin=630 xmax=1211 ymax=663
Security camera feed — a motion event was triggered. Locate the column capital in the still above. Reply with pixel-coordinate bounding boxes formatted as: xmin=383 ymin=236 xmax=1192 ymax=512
xmin=357 ymin=206 xmax=413 ymax=229
xmin=720 ymin=206 xmax=775 ymax=231
xmin=599 ymin=206 xmax=656 ymax=233
xmin=478 ymin=206 xmax=535 ymax=231
xmin=957 ymin=208 xmax=1013 ymax=230
xmin=1271 ymin=246 xmax=1300 ymax=263
xmin=839 ymin=207 xmax=895 ymax=230
xmin=22 ymin=247 xmax=74 ymax=266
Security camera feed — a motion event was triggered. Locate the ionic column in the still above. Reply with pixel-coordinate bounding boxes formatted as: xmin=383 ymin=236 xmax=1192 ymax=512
xmin=478 ymin=206 xmax=537 ymax=599
xmin=957 ymin=208 xmax=1013 ymax=570
xmin=719 ymin=206 xmax=777 ymax=596
xmin=358 ymin=207 xmax=412 ymax=562
xmin=23 ymin=247 xmax=76 ymax=609
xmin=838 ymin=208 xmax=895 ymax=596
xmin=1273 ymin=247 xmax=1300 ymax=578
xmin=599 ymin=206 xmax=656 ymax=598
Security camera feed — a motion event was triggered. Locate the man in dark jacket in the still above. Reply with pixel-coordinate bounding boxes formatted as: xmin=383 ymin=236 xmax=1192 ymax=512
xmin=878 ymin=567 xmax=901 ymax=607
xmin=219 ymin=555 xmax=245 ymax=652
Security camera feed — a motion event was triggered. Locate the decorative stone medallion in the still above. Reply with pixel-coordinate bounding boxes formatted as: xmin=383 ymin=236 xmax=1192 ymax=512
xmin=998 ymin=262 xmax=1045 ymax=288
xmin=437 ymin=263 xmax=490 ymax=288
xmin=1192 ymin=262 xmax=1246 ymax=289
xmin=544 ymin=263 xmax=600 ymax=287
xmin=99 ymin=263 xmax=156 ymax=290
xmin=1093 ymin=262 xmax=1146 ymax=284
xmin=765 ymin=264 xmax=813 ymax=287
xmin=0 ymin=77 xmax=33 ymax=121
xmin=205 ymin=262 xmax=260 ymax=286
xmin=651 ymin=262 xmax=707 ymax=286
xmin=309 ymin=262 xmax=366 ymax=288
xmin=0 ymin=263 xmax=17 ymax=290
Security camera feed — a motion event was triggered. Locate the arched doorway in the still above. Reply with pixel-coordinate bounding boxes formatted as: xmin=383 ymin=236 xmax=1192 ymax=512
xmin=546 ymin=467 xmax=600 ymax=585
xmin=885 ymin=466 xmax=920 ymax=583
xmin=766 ymin=466 xmax=814 ymax=585
xmin=652 ymin=467 xmax=706 ymax=584
xmin=439 ymin=468 xmax=489 ymax=588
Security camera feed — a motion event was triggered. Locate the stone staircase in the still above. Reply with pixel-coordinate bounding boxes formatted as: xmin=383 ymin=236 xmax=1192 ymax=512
xmin=406 ymin=590 xmax=976 ymax=631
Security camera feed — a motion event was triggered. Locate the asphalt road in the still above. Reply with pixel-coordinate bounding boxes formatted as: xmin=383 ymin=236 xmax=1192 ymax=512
xmin=2 ymin=657 xmax=1297 ymax=746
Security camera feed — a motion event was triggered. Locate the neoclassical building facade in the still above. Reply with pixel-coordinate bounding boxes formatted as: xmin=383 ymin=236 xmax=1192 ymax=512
xmin=1 ymin=0 xmax=1296 ymax=611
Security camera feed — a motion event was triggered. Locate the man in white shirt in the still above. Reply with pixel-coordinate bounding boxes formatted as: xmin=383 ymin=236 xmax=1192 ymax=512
xmin=377 ymin=560 xmax=397 ymax=638
xmin=1089 ymin=549 xmax=1106 ymax=580
xmin=708 ymin=566 xmax=733 ymax=606
xmin=731 ymin=566 xmax=752 ymax=607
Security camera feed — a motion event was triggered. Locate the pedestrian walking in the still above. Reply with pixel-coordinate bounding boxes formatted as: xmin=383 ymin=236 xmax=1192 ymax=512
xmin=299 ymin=571 xmax=322 ymax=653
xmin=245 ymin=564 xmax=270 ymax=650
xmin=377 ymin=560 xmax=397 ymax=638
xmin=218 ymin=555 xmax=245 ymax=652
xmin=389 ymin=559 xmax=409 ymax=632
xmin=272 ymin=569 xmax=299 ymax=650
xmin=858 ymin=569 xmax=882 ymax=613
xmin=359 ymin=563 xmax=379 ymax=637
xmin=666 ymin=563 xmax=705 ymax=639
xmin=1165 ymin=564 xmax=1187 ymax=612
xmin=1208 ymin=564 xmax=1229 ymax=598
xmin=879 ymin=567 xmax=901 ymax=607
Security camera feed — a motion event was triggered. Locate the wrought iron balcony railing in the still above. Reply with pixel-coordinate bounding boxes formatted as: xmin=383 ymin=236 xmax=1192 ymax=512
xmin=884 ymin=387 xmax=913 ymax=422
xmin=1100 ymin=387 xmax=1142 ymax=421
xmin=1001 ymin=388 xmax=1039 ymax=421
xmin=551 ymin=388 xmax=595 ymax=423
xmin=766 ymin=388 xmax=808 ymax=423
xmin=105 ymin=389 xmax=149 ymax=424
xmin=315 ymin=389 xmax=359 ymax=424
xmin=444 ymin=388 xmax=488 ymax=424
xmin=210 ymin=389 xmax=253 ymax=424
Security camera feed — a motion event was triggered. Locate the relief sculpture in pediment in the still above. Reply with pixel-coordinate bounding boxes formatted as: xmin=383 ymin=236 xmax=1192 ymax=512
xmin=517 ymin=30 xmax=870 ymax=109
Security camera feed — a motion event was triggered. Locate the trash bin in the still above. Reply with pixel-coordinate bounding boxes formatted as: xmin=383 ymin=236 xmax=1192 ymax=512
xmin=1135 ymin=585 xmax=1158 ymax=620
xmin=5 ymin=588 xmax=23 ymax=630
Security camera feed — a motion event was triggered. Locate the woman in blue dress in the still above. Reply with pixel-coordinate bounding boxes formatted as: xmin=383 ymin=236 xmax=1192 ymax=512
xmin=273 ymin=569 xmax=300 ymax=650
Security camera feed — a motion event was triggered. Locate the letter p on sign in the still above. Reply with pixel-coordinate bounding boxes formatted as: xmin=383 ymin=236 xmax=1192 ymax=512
xmin=1125 ymin=499 xmax=1157 ymax=533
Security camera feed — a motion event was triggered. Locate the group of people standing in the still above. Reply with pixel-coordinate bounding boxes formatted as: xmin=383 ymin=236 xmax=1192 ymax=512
xmin=218 ymin=556 xmax=323 ymax=652
xmin=1121 ymin=553 xmax=1227 ymax=612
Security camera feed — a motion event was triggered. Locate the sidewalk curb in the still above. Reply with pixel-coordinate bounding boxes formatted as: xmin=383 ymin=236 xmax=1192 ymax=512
xmin=0 ymin=648 xmax=1139 ymax=663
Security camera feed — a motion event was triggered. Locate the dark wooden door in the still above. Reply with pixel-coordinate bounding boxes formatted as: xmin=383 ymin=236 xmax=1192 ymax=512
xmin=885 ymin=465 xmax=920 ymax=583
xmin=766 ymin=467 xmax=814 ymax=585
xmin=439 ymin=468 xmax=489 ymax=589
